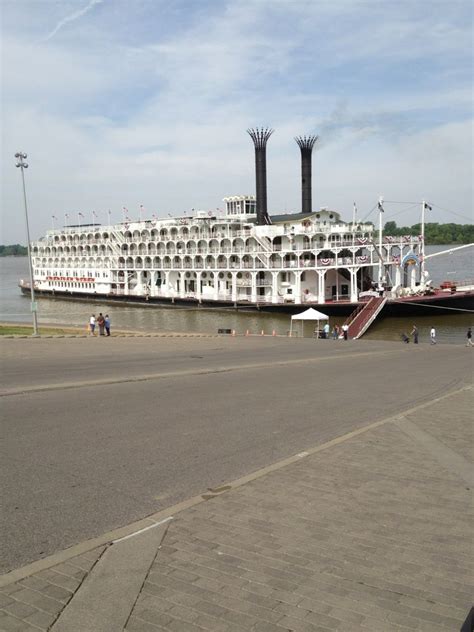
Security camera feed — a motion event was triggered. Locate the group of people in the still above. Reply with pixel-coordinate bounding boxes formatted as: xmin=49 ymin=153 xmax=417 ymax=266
xmin=402 ymin=325 xmax=435 ymax=344
xmin=318 ymin=323 xmax=349 ymax=340
xmin=402 ymin=326 xmax=473 ymax=346
xmin=89 ymin=313 xmax=111 ymax=336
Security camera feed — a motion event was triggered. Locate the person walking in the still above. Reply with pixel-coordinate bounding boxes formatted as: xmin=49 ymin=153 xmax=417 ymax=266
xmin=466 ymin=327 xmax=473 ymax=347
xmin=89 ymin=314 xmax=96 ymax=336
xmin=430 ymin=326 xmax=436 ymax=345
xmin=410 ymin=325 xmax=419 ymax=344
xmin=323 ymin=322 xmax=330 ymax=339
xmin=332 ymin=324 xmax=339 ymax=340
xmin=97 ymin=312 xmax=106 ymax=336
xmin=342 ymin=323 xmax=349 ymax=340
xmin=105 ymin=314 xmax=111 ymax=337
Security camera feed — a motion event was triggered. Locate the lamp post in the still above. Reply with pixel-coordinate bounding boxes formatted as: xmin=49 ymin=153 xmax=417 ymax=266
xmin=15 ymin=152 xmax=39 ymax=336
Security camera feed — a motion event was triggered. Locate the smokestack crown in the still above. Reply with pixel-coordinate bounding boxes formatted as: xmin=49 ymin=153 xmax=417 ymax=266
xmin=247 ymin=127 xmax=274 ymax=148
xmin=295 ymin=135 xmax=318 ymax=151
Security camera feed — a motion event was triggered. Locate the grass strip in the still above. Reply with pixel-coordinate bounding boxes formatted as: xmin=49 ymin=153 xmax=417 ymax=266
xmin=0 ymin=325 xmax=85 ymax=336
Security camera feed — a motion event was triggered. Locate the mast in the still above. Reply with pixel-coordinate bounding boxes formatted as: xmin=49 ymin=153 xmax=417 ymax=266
xmin=247 ymin=128 xmax=273 ymax=225
xmin=378 ymin=197 xmax=384 ymax=284
xmin=295 ymin=135 xmax=318 ymax=214
xmin=421 ymin=200 xmax=426 ymax=279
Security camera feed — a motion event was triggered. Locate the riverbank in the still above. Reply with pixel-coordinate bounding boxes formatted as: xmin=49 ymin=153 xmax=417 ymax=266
xmin=0 ymin=322 xmax=219 ymax=338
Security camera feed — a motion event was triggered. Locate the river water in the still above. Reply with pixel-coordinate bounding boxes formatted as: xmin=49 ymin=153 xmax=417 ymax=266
xmin=1 ymin=245 xmax=472 ymax=343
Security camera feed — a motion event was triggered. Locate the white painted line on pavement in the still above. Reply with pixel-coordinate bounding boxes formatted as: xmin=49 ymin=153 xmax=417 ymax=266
xmin=113 ymin=516 xmax=173 ymax=543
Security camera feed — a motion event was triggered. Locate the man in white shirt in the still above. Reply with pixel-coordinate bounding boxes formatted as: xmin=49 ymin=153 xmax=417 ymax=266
xmin=342 ymin=323 xmax=349 ymax=341
xmin=430 ymin=327 xmax=436 ymax=344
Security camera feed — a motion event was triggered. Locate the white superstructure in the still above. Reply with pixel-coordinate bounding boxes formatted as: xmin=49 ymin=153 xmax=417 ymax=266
xmin=28 ymin=196 xmax=425 ymax=307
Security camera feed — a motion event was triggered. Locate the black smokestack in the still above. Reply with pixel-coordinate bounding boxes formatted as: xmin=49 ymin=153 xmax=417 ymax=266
xmin=295 ymin=135 xmax=318 ymax=214
xmin=247 ymin=128 xmax=273 ymax=225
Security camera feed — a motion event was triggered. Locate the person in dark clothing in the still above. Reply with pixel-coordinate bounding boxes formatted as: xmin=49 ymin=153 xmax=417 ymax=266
xmin=466 ymin=327 xmax=473 ymax=347
xmin=97 ymin=313 xmax=105 ymax=336
xmin=410 ymin=325 xmax=419 ymax=344
xmin=105 ymin=314 xmax=111 ymax=336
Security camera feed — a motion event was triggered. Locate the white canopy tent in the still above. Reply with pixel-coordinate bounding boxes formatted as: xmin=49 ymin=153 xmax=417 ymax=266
xmin=290 ymin=307 xmax=329 ymax=338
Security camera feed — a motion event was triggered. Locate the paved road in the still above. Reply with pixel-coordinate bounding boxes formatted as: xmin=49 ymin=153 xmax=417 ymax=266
xmin=1 ymin=337 xmax=471 ymax=573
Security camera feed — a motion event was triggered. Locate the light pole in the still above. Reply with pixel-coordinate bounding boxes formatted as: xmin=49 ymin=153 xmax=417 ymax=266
xmin=15 ymin=152 xmax=39 ymax=336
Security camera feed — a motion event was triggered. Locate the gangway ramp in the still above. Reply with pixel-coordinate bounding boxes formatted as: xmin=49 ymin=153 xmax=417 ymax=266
xmin=345 ymin=296 xmax=387 ymax=339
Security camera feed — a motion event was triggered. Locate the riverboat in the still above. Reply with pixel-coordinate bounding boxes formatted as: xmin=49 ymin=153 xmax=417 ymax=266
xmin=20 ymin=203 xmax=473 ymax=317
xmin=20 ymin=129 xmax=473 ymax=318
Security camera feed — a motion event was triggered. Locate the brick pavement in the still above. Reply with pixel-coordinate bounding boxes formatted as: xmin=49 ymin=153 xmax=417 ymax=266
xmin=1 ymin=388 xmax=472 ymax=631
xmin=0 ymin=547 xmax=106 ymax=631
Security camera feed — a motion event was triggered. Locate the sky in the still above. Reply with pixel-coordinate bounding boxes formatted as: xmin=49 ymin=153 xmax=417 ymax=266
xmin=1 ymin=0 xmax=472 ymax=243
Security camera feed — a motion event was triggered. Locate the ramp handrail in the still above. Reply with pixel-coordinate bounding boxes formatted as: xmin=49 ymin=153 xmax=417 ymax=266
xmin=346 ymin=296 xmax=387 ymax=339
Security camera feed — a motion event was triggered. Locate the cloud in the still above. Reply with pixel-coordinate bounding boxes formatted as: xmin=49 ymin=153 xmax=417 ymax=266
xmin=42 ymin=0 xmax=103 ymax=42
xmin=1 ymin=0 xmax=472 ymax=243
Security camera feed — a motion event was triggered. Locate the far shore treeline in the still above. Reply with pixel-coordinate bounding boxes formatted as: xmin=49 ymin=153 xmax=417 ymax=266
xmin=1 ymin=221 xmax=473 ymax=256
xmin=0 ymin=244 xmax=27 ymax=256
xmin=382 ymin=222 xmax=474 ymax=245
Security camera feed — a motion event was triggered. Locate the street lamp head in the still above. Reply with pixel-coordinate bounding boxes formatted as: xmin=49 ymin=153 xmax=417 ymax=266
xmin=15 ymin=152 xmax=28 ymax=166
